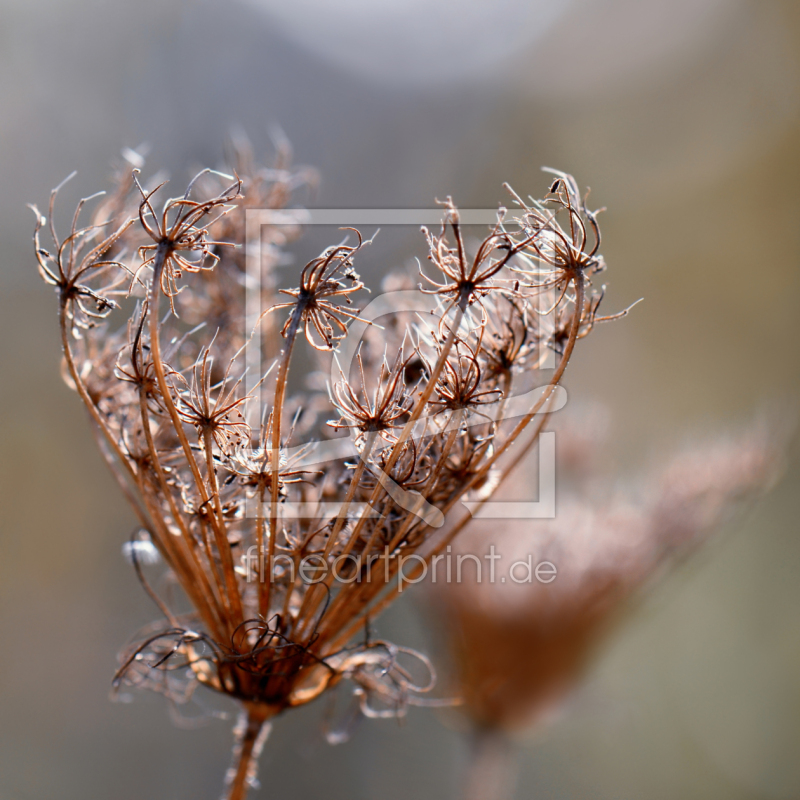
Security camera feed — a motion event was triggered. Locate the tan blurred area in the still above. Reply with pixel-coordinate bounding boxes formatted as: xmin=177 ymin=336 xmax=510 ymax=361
xmin=0 ymin=1 xmax=798 ymax=798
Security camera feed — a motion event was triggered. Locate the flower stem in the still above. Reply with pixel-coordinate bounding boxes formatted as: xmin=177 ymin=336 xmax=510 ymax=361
xmin=463 ymin=729 xmax=517 ymax=800
xmin=265 ymin=303 xmax=302 ymax=618
xmin=224 ymin=705 xmax=272 ymax=800
xmin=149 ymin=242 xmax=243 ymax=627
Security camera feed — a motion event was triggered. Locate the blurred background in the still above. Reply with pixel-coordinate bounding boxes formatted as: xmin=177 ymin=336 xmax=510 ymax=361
xmin=1 ymin=0 xmax=799 ymax=797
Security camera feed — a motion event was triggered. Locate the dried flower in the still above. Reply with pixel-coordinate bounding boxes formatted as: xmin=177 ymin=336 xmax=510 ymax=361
xmin=429 ymin=421 xmax=783 ymax=800
xmin=35 ymin=145 xmax=623 ymax=799
xmin=261 ymin=229 xmax=369 ymax=351
xmin=328 ymin=350 xmax=416 ymax=441
xmin=419 ymin=200 xmax=529 ymax=319
xmin=132 ymin=170 xmax=242 ymax=311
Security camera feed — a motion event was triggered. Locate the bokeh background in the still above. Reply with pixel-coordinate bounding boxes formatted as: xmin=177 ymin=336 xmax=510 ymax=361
xmin=1 ymin=0 xmax=799 ymax=798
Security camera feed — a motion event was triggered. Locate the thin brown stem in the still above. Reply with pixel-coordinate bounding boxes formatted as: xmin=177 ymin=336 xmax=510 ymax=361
xmin=224 ymin=705 xmax=272 ymax=800
xmin=266 ymin=303 xmax=302 ymax=618
xmin=136 ymin=388 xmax=226 ymax=638
xmin=293 ymin=430 xmax=378 ymax=640
xmin=148 ymin=242 xmax=243 ymax=628
xmin=256 ymin=480 xmax=268 ymax=619
xmin=315 ymin=410 xmax=463 ymax=643
xmin=58 ymin=300 xmax=137 ymax=487
xmin=430 ymin=271 xmax=587 ymax=554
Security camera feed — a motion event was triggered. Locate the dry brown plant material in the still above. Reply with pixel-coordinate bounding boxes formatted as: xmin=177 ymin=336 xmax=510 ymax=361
xmin=430 ymin=423 xmax=782 ymax=800
xmin=34 ymin=144 xmax=625 ymax=798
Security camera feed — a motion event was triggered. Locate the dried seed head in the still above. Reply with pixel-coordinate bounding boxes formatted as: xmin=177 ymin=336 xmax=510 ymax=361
xmin=36 ymin=148 xmax=627 ymax=796
xmin=133 ymin=170 xmax=242 ymax=312
xmin=431 ymin=422 xmax=783 ymax=732
xmin=261 ymin=229 xmax=371 ymax=351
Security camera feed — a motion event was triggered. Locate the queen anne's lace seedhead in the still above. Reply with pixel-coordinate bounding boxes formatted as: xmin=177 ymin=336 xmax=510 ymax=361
xmin=133 ymin=170 xmax=243 ymax=312
xmin=262 ymin=229 xmax=370 ymax=351
xmin=328 ymin=350 xmax=417 ymax=442
xmin=36 ymin=143 xmax=625 ymax=800
xmin=431 ymin=422 xmax=781 ymax=735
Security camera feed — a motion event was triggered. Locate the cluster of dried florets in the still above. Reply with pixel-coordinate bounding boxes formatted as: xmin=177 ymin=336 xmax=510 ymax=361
xmin=432 ymin=422 xmax=781 ymax=735
xmin=34 ymin=144 xmax=625 ymax=798
xmin=428 ymin=421 xmax=782 ymax=800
